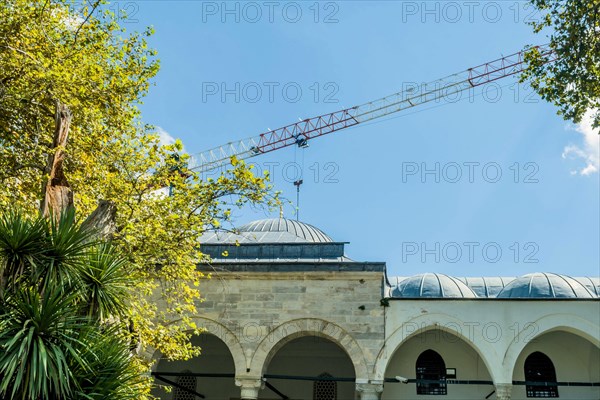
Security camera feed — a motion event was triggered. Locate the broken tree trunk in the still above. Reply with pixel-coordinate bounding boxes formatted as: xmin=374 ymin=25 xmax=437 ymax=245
xmin=82 ymin=200 xmax=117 ymax=239
xmin=40 ymin=101 xmax=74 ymax=218
xmin=39 ymin=101 xmax=117 ymax=236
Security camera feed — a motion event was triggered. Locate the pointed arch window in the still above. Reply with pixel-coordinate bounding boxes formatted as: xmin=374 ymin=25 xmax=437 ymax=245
xmin=525 ymin=352 xmax=559 ymax=398
xmin=313 ymin=372 xmax=337 ymax=400
xmin=174 ymin=370 xmax=198 ymax=400
xmin=416 ymin=350 xmax=447 ymax=395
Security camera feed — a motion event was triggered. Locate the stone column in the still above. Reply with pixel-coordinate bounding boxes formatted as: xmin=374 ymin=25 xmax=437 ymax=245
xmin=356 ymin=383 xmax=384 ymax=400
xmin=235 ymin=377 xmax=263 ymax=400
xmin=495 ymin=383 xmax=512 ymax=400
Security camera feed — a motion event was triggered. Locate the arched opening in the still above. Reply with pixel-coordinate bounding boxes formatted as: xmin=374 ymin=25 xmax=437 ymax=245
xmin=383 ymin=329 xmax=494 ymax=400
xmin=416 ymin=350 xmax=447 ymax=395
xmin=513 ymin=331 xmax=600 ymax=400
xmin=261 ymin=336 xmax=356 ymax=400
xmin=524 ymin=352 xmax=558 ymax=398
xmin=152 ymin=333 xmax=238 ymax=400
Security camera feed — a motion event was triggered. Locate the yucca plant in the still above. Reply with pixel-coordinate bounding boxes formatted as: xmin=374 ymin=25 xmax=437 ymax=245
xmin=0 ymin=210 xmax=48 ymax=293
xmin=70 ymin=326 xmax=147 ymax=400
xmin=0 ymin=286 xmax=83 ymax=399
xmin=0 ymin=209 xmax=142 ymax=400
xmin=78 ymin=243 xmax=131 ymax=321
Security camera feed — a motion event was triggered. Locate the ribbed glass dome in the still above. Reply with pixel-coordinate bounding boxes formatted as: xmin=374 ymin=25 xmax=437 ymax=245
xmin=237 ymin=218 xmax=332 ymax=243
xmin=391 ymin=273 xmax=477 ymax=298
xmin=497 ymin=273 xmax=595 ymax=298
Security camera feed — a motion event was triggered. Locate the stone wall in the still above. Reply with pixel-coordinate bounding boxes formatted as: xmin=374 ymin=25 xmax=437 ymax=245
xmin=189 ymin=266 xmax=386 ymax=381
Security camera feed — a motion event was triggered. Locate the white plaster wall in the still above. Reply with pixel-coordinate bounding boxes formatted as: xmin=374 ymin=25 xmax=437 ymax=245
xmin=379 ymin=299 xmax=600 ymax=384
xmin=383 ymin=330 xmax=494 ymax=400
xmin=511 ymin=331 xmax=600 ymax=400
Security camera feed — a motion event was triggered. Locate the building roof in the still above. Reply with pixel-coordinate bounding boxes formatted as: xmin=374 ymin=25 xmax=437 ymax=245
xmin=497 ymin=273 xmax=596 ymax=298
xmin=391 ymin=273 xmax=477 ymax=298
xmin=388 ymin=274 xmax=599 ymax=299
xmin=200 ymin=219 xmax=600 ymax=298
xmin=457 ymin=277 xmax=515 ymax=298
xmin=574 ymin=276 xmax=600 ymax=296
xmin=201 ymin=218 xmax=333 ymax=244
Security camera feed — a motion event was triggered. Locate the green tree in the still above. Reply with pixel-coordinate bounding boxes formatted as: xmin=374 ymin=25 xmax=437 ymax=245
xmin=522 ymin=0 xmax=600 ymax=128
xmin=0 ymin=0 xmax=277 ymax=382
xmin=0 ymin=210 xmax=145 ymax=399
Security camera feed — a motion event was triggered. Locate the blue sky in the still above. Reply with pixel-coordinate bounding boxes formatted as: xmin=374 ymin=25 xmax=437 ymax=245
xmin=123 ymin=1 xmax=599 ymax=277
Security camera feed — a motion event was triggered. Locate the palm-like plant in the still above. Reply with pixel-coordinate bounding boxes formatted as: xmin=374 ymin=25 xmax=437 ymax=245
xmin=78 ymin=243 xmax=131 ymax=321
xmin=0 ymin=210 xmax=47 ymax=292
xmin=0 ymin=286 xmax=82 ymax=399
xmin=0 ymin=209 xmax=143 ymax=399
xmin=70 ymin=325 xmax=146 ymax=400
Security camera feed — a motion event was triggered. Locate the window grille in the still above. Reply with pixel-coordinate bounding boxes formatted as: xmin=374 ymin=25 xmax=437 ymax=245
xmin=174 ymin=371 xmax=198 ymax=400
xmin=313 ymin=372 xmax=337 ymax=400
xmin=525 ymin=352 xmax=559 ymax=398
xmin=416 ymin=349 xmax=447 ymax=395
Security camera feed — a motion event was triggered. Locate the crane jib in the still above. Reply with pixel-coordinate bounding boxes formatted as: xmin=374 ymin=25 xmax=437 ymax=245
xmin=191 ymin=45 xmax=554 ymax=174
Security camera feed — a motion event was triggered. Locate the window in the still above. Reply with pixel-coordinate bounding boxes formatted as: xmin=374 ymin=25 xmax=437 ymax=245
xmin=525 ymin=352 xmax=559 ymax=398
xmin=416 ymin=350 xmax=447 ymax=395
xmin=313 ymin=372 xmax=337 ymax=400
xmin=174 ymin=370 xmax=198 ymax=400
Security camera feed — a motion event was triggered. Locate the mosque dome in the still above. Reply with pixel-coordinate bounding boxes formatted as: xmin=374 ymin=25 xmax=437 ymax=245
xmin=497 ymin=273 xmax=595 ymax=298
xmin=201 ymin=218 xmax=334 ymax=244
xmin=236 ymin=218 xmax=332 ymax=243
xmin=391 ymin=273 xmax=477 ymax=298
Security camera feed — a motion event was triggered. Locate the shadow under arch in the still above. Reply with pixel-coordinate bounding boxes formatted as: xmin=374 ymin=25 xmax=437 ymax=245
xmin=373 ymin=313 xmax=500 ymax=383
xmin=501 ymin=313 xmax=600 ymax=383
xmin=250 ymin=318 xmax=370 ymax=380
xmin=149 ymin=316 xmax=247 ymax=376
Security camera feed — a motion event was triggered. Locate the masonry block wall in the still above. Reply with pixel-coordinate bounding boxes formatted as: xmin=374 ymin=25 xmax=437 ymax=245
xmin=193 ymin=264 xmax=387 ymax=381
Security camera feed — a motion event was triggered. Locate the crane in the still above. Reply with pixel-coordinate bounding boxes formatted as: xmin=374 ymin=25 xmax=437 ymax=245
xmin=190 ymin=45 xmax=554 ymax=174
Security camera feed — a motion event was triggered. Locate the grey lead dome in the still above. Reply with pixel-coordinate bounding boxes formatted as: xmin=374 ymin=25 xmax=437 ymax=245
xmin=391 ymin=273 xmax=477 ymax=298
xmin=497 ymin=273 xmax=595 ymax=298
xmin=237 ymin=218 xmax=333 ymax=243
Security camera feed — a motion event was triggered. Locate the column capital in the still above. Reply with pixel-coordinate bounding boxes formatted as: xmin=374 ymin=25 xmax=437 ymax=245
xmin=495 ymin=383 xmax=512 ymax=400
xmin=235 ymin=377 xmax=263 ymax=400
xmin=356 ymin=382 xmax=384 ymax=400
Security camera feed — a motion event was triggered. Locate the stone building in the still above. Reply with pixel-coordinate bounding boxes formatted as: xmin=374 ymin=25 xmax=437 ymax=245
xmin=150 ymin=218 xmax=600 ymax=400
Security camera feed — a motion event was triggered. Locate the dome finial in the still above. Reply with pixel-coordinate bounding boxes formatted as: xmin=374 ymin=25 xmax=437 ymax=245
xmin=279 ymin=204 xmax=284 ymax=219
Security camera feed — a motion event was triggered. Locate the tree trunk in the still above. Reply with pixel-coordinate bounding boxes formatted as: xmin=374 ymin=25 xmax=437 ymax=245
xmin=82 ymin=200 xmax=117 ymax=239
xmin=39 ymin=102 xmax=117 ymax=236
xmin=40 ymin=101 xmax=74 ymax=218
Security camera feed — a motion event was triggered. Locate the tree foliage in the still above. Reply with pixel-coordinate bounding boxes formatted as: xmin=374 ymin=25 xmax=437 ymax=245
xmin=0 ymin=0 xmax=277 ymax=380
xmin=522 ymin=0 xmax=600 ymax=128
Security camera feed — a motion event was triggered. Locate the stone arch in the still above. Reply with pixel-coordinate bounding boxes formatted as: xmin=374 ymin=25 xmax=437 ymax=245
xmin=149 ymin=317 xmax=247 ymax=376
xmin=250 ymin=318 xmax=370 ymax=380
xmin=501 ymin=313 xmax=600 ymax=383
xmin=373 ymin=313 xmax=500 ymax=383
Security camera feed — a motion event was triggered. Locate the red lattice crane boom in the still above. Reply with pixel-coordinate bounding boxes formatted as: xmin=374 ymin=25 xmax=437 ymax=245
xmin=191 ymin=45 xmax=554 ymax=173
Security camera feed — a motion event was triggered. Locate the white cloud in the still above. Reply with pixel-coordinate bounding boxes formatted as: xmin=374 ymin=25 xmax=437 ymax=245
xmin=53 ymin=7 xmax=84 ymax=31
xmin=156 ymin=126 xmax=177 ymax=146
xmin=562 ymin=110 xmax=599 ymax=175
